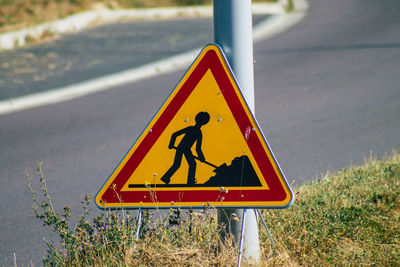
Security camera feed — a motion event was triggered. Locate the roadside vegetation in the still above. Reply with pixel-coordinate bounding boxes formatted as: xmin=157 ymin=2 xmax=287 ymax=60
xmin=0 ymin=0 xmax=276 ymax=34
xmin=27 ymin=152 xmax=400 ymax=266
xmin=0 ymin=0 xmax=207 ymax=33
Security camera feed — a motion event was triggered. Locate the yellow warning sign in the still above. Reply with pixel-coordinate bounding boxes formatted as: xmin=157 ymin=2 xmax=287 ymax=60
xmin=122 ymin=68 xmax=267 ymax=190
xmin=96 ymin=44 xmax=294 ymax=209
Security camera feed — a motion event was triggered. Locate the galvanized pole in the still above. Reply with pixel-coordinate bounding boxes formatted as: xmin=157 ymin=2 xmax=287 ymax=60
xmin=213 ymin=0 xmax=260 ymax=263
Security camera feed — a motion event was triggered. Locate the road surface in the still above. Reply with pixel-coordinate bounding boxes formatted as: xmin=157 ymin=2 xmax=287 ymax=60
xmin=1 ymin=0 xmax=400 ymax=264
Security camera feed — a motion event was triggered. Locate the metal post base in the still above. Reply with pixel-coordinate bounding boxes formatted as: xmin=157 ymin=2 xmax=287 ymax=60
xmin=237 ymin=209 xmax=277 ymax=267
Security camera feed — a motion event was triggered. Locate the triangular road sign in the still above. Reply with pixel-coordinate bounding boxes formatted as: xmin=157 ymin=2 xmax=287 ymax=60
xmin=96 ymin=44 xmax=294 ymax=209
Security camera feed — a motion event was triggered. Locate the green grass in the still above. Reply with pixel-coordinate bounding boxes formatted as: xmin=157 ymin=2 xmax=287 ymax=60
xmin=262 ymin=152 xmax=400 ymax=265
xmin=27 ymin=152 xmax=400 ymax=266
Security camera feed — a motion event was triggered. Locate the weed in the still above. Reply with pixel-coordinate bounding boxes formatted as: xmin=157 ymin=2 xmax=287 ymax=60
xmin=27 ymin=152 xmax=400 ymax=265
xmin=27 ymin=162 xmax=237 ymax=266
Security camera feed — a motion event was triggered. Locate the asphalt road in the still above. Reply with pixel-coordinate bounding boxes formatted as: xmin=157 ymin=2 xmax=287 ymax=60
xmin=1 ymin=0 xmax=400 ymax=264
xmin=0 ymin=15 xmax=267 ymax=99
xmin=252 ymin=0 xmax=400 ymax=183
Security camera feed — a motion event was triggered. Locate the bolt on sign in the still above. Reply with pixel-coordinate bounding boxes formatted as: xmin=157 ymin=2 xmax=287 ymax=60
xmin=96 ymin=44 xmax=294 ymax=209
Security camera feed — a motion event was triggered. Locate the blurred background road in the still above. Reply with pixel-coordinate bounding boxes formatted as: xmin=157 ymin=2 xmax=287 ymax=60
xmin=0 ymin=15 xmax=267 ymax=99
xmin=1 ymin=0 xmax=400 ymax=264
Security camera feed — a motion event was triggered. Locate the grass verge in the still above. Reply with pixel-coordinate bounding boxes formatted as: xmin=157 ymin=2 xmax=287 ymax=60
xmin=0 ymin=0 xmax=212 ymax=33
xmin=27 ymin=152 xmax=400 ymax=266
xmin=263 ymin=152 xmax=400 ymax=265
xmin=0 ymin=0 xmax=276 ymax=34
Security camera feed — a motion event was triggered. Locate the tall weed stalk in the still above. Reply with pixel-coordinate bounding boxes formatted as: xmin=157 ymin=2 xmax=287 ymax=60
xmin=26 ymin=162 xmax=236 ymax=266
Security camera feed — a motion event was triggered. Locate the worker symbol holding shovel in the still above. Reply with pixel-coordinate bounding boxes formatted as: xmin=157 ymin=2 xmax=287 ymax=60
xmin=160 ymin=111 xmax=210 ymax=185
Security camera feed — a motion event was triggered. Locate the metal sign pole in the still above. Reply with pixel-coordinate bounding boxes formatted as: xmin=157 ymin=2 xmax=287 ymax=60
xmin=135 ymin=207 xmax=143 ymax=240
xmin=213 ymin=0 xmax=260 ymax=263
xmin=237 ymin=208 xmax=247 ymax=267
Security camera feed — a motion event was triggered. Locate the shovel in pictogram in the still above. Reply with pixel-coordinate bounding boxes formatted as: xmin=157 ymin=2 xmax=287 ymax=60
xmin=172 ymin=146 xmax=228 ymax=174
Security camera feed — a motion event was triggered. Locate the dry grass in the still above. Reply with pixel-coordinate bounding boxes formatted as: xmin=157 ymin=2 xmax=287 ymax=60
xmin=0 ymin=0 xmax=275 ymax=34
xmin=0 ymin=0 xmax=212 ymax=33
xmin=0 ymin=0 xmax=91 ymax=32
xmin=27 ymin=153 xmax=400 ymax=266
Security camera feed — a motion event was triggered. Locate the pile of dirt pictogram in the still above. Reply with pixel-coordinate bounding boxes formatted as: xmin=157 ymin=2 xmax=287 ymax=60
xmin=203 ymin=155 xmax=261 ymax=186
